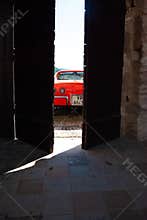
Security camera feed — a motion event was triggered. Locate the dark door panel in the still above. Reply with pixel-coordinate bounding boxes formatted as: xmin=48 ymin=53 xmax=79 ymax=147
xmin=0 ymin=0 xmax=55 ymax=173
xmin=0 ymin=0 xmax=13 ymax=139
xmin=83 ymin=0 xmax=126 ymax=148
xmin=15 ymin=0 xmax=55 ymax=153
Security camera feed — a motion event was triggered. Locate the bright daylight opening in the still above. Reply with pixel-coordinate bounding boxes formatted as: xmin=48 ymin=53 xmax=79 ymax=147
xmin=54 ymin=0 xmax=85 ymax=152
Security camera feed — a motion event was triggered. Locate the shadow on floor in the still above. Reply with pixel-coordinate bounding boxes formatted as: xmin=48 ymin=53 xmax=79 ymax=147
xmin=0 ymin=137 xmax=147 ymax=219
xmin=0 ymin=138 xmax=48 ymax=174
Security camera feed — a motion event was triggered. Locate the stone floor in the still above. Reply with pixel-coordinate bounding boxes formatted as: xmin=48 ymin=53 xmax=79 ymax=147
xmin=0 ymin=136 xmax=147 ymax=220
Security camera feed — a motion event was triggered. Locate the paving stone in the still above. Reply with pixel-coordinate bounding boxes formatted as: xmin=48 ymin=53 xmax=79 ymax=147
xmin=135 ymin=163 xmax=147 ymax=173
xmin=72 ymin=192 xmax=106 ymax=215
xmin=44 ymin=177 xmax=71 ymax=193
xmin=71 ymin=176 xmax=106 ymax=192
xmin=75 ymin=215 xmax=110 ymax=220
xmin=141 ymin=208 xmax=147 ymax=220
xmin=44 ymin=192 xmax=73 ymax=215
xmin=16 ymin=180 xmax=43 ymax=194
xmin=109 ymin=209 xmax=144 ymax=220
xmin=69 ymin=166 xmax=90 ymax=177
xmin=132 ymin=191 xmax=147 ymax=210
xmin=67 ymin=155 xmax=88 ymax=166
xmin=45 ymin=166 xmax=69 ymax=178
xmin=103 ymin=190 xmax=136 ymax=210
xmin=43 ymin=215 xmax=74 ymax=220
xmin=104 ymin=175 xmax=127 ymax=190
xmin=20 ymin=168 xmax=46 ymax=180
xmin=1 ymin=194 xmax=45 ymax=216
xmin=4 ymin=216 xmax=43 ymax=220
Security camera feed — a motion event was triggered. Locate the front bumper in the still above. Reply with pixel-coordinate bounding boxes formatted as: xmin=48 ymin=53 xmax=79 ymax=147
xmin=54 ymin=94 xmax=83 ymax=106
xmin=54 ymin=96 xmax=68 ymax=106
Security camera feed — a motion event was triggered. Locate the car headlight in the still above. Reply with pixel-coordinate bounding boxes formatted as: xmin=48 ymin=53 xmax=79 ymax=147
xmin=60 ymin=88 xmax=65 ymax=94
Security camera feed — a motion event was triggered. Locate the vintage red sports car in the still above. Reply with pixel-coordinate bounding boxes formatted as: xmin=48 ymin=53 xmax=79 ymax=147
xmin=54 ymin=70 xmax=84 ymax=107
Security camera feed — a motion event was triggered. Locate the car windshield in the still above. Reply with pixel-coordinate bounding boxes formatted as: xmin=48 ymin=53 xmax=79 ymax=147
xmin=57 ymin=71 xmax=84 ymax=80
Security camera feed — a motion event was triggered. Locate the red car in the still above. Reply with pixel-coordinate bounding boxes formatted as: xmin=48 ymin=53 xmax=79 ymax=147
xmin=54 ymin=70 xmax=84 ymax=107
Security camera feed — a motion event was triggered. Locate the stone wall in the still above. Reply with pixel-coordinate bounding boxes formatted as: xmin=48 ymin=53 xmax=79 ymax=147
xmin=121 ymin=0 xmax=147 ymax=141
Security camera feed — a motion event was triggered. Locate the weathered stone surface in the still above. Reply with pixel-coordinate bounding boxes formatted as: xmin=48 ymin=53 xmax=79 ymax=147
xmin=121 ymin=0 xmax=147 ymax=142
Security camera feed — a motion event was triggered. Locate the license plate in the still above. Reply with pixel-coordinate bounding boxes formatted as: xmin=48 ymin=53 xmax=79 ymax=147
xmin=71 ymin=95 xmax=83 ymax=106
